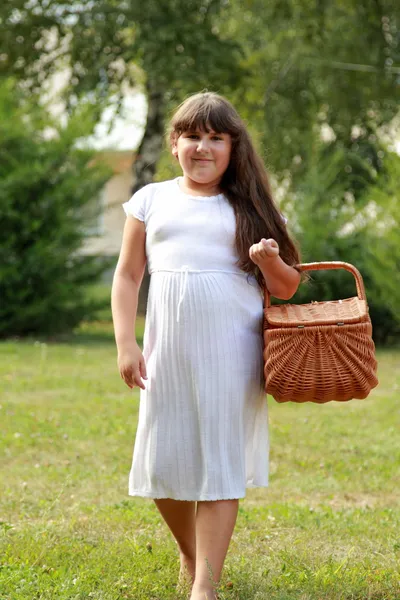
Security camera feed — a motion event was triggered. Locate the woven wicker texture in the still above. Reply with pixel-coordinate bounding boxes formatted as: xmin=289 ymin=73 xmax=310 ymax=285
xmin=265 ymin=297 xmax=368 ymax=327
xmin=263 ymin=262 xmax=379 ymax=403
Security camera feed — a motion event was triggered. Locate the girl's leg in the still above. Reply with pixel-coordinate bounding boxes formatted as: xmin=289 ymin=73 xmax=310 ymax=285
xmin=191 ymin=499 xmax=239 ymax=600
xmin=154 ymin=499 xmax=197 ymax=583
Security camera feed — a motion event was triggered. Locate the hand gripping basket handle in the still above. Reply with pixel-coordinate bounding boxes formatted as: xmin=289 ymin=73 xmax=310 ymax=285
xmin=264 ymin=261 xmax=367 ymax=308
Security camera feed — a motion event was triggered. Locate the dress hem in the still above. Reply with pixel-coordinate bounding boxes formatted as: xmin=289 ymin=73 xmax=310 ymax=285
xmin=129 ymin=489 xmax=246 ymax=501
xmin=128 ymin=481 xmax=269 ymax=501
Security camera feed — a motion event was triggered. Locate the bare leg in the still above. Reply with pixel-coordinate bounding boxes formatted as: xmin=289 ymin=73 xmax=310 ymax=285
xmin=191 ymin=499 xmax=239 ymax=600
xmin=154 ymin=499 xmax=197 ymax=585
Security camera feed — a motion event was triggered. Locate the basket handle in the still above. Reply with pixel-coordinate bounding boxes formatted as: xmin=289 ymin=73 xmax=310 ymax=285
xmin=264 ymin=261 xmax=366 ymax=308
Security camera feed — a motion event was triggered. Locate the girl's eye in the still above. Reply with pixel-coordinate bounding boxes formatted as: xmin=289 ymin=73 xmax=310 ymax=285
xmin=185 ymin=133 xmax=224 ymax=141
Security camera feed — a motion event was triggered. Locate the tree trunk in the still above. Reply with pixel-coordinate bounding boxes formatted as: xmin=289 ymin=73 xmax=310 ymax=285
xmin=131 ymin=80 xmax=166 ymax=314
xmin=131 ymin=79 xmax=166 ymax=194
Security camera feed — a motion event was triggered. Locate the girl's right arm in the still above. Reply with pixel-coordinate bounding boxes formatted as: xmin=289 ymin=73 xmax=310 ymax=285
xmin=111 ymin=216 xmax=147 ymax=390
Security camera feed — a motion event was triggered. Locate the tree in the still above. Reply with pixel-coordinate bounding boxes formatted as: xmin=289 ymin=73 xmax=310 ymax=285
xmin=224 ymin=0 xmax=400 ymax=181
xmin=220 ymin=0 xmax=400 ymax=342
xmin=356 ymin=151 xmax=400 ymax=343
xmin=2 ymin=1 xmax=399 ymax=341
xmin=0 ymin=0 xmax=244 ymax=191
xmin=0 ymin=79 xmax=112 ymax=337
xmin=282 ymin=139 xmax=400 ymax=344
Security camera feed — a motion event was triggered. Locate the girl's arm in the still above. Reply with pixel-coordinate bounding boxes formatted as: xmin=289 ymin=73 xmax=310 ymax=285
xmin=249 ymin=238 xmax=300 ymax=300
xmin=111 ymin=216 xmax=147 ymax=388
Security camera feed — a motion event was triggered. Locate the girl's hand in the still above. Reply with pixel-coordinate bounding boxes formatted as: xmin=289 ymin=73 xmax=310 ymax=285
xmin=118 ymin=342 xmax=148 ymax=390
xmin=249 ymin=238 xmax=279 ymax=265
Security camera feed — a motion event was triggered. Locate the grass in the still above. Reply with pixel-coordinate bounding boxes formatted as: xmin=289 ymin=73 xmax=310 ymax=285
xmin=0 ymin=316 xmax=399 ymax=600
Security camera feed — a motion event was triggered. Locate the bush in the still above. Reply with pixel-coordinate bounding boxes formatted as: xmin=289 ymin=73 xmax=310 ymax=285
xmin=284 ymin=143 xmax=400 ymax=345
xmin=0 ymin=79 xmax=113 ymax=338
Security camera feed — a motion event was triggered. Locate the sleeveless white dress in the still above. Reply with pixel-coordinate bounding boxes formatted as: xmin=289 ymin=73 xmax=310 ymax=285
xmin=123 ymin=178 xmax=269 ymax=500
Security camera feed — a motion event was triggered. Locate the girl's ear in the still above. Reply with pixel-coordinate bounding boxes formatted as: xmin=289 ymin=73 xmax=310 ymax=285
xmin=171 ymin=133 xmax=179 ymax=159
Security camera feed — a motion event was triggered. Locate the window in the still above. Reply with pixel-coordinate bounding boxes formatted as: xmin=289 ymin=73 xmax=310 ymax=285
xmin=82 ymin=188 xmax=106 ymax=236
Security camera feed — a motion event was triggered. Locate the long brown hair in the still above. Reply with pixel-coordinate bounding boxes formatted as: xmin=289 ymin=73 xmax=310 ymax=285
xmin=169 ymin=92 xmax=300 ymax=288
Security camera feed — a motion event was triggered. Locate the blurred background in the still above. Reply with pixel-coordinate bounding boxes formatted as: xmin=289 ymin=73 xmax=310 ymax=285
xmin=1 ymin=0 xmax=399 ymax=343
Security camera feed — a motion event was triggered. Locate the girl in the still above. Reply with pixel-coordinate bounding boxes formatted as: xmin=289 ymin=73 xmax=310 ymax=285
xmin=111 ymin=92 xmax=301 ymax=600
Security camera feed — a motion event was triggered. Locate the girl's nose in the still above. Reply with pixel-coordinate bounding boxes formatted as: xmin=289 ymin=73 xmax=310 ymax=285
xmin=196 ymin=138 xmax=209 ymax=152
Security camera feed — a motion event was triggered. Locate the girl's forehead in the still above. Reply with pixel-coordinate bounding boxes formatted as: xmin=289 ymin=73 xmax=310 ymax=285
xmin=183 ymin=124 xmax=230 ymax=135
xmin=177 ymin=117 xmax=227 ymax=133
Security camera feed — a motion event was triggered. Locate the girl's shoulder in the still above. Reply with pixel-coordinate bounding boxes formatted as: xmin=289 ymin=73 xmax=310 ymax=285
xmin=137 ymin=178 xmax=177 ymax=197
xmin=122 ymin=179 xmax=177 ymax=222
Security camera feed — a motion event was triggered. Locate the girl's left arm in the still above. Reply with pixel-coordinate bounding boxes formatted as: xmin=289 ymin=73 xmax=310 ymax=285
xmin=249 ymin=238 xmax=300 ymax=300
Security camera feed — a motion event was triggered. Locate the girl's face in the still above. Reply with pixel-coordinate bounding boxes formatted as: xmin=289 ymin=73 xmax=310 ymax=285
xmin=172 ymin=127 xmax=232 ymax=188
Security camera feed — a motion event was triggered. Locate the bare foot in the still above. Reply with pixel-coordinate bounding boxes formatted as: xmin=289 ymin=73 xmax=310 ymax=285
xmin=177 ymin=554 xmax=195 ymax=596
xmin=190 ymin=585 xmax=218 ymax=600
xmin=179 ymin=553 xmax=195 ymax=583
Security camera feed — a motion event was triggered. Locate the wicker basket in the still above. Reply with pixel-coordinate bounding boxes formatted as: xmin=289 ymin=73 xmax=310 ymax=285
xmin=263 ymin=261 xmax=378 ymax=403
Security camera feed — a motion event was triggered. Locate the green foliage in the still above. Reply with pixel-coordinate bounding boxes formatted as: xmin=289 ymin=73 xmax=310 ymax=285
xmin=0 ymin=80 xmax=113 ymax=338
xmin=226 ymin=0 xmax=400 ymax=176
xmin=354 ymin=152 xmax=400 ymax=344
xmin=0 ymin=0 xmax=244 ymax=105
xmin=1 ymin=1 xmax=399 ymax=343
xmin=284 ymin=142 xmax=400 ymax=344
xmin=0 ymin=0 xmax=246 ymax=190
xmin=227 ymin=1 xmax=399 ymax=344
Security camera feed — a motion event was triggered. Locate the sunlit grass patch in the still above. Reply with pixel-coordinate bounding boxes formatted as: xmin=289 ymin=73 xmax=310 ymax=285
xmin=0 ymin=329 xmax=399 ymax=599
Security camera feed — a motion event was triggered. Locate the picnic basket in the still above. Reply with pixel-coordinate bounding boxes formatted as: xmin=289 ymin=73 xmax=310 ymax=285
xmin=263 ymin=261 xmax=378 ymax=403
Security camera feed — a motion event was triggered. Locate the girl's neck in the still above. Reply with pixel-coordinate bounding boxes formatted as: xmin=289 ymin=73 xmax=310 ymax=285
xmin=179 ymin=175 xmax=222 ymax=197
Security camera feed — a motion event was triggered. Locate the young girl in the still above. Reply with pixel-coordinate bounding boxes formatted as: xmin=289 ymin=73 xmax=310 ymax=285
xmin=111 ymin=92 xmax=301 ymax=600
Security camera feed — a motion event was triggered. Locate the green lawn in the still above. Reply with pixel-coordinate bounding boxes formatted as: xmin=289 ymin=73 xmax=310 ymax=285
xmin=0 ymin=320 xmax=399 ymax=600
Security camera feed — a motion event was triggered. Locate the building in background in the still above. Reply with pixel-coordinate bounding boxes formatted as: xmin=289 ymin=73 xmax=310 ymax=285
xmin=79 ymin=150 xmax=150 ymax=311
xmin=80 ymin=150 xmax=135 ymax=258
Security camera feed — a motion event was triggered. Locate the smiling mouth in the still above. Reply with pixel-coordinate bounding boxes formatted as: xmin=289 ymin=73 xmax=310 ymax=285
xmin=193 ymin=158 xmax=212 ymax=162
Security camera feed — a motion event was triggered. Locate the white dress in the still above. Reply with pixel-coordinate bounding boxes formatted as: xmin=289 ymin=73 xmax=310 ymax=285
xmin=123 ymin=178 xmax=269 ymax=501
